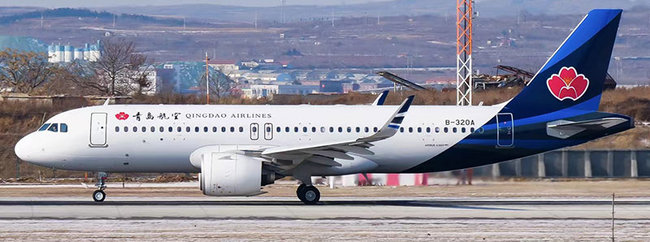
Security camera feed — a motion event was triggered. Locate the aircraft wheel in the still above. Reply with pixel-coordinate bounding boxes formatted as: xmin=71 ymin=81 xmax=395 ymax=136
xmin=300 ymin=186 xmax=320 ymax=205
xmin=93 ymin=190 xmax=106 ymax=202
xmin=296 ymin=184 xmax=307 ymax=202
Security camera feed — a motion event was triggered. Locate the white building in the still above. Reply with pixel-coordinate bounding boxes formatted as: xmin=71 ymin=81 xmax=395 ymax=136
xmin=47 ymin=40 xmax=101 ymax=63
xmin=243 ymin=84 xmax=319 ymax=99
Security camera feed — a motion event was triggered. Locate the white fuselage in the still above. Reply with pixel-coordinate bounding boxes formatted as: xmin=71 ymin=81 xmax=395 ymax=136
xmin=15 ymin=104 xmax=503 ymax=175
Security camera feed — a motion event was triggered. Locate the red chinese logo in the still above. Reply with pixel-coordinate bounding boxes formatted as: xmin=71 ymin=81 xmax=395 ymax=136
xmin=546 ymin=67 xmax=589 ymax=101
xmin=115 ymin=112 xmax=129 ymax=120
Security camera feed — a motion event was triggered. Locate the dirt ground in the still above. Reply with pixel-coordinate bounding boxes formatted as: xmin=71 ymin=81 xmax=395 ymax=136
xmin=1 ymin=219 xmax=648 ymax=241
xmin=1 ymin=180 xmax=649 ymax=198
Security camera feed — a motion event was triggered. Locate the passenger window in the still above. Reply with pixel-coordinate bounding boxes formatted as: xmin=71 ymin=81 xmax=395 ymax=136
xmin=266 ymin=126 xmax=271 ymax=132
xmin=177 ymin=127 xmax=182 ymax=132
xmin=124 ymin=126 xmax=129 ymax=132
xmin=373 ymin=127 xmax=378 ymax=132
xmin=204 ymin=127 xmax=208 ymax=132
xmin=160 ymin=127 xmax=165 ymax=132
xmin=141 ymin=126 xmax=146 ymax=132
xmin=303 ymin=127 xmax=308 ymax=133
xmin=133 ymin=126 xmax=137 ymax=132
xmin=329 ymin=127 xmax=334 ymax=133
xmin=285 ymin=127 xmax=290 ymax=132
xmin=48 ymin=124 xmax=57 ymax=132
xmin=195 ymin=127 xmax=199 ymax=132
xmin=252 ymin=126 xmax=257 ymax=132
xmin=461 ymin=127 xmax=466 ymax=133
xmin=347 ymin=127 xmax=352 ymax=133
xmin=115 ymin=126 xmax=120 ymax=132
xmin=239 ymin=127 xmax=244 ymax=132
xmin=470 ymin=127 xmax=475 ymax=133
xmin=417 ymin=127 xmax=422 ymax=133
xmin=408 ymin=127 xmax=413 ymax=133
xmin=321 ymin=127 xmax=326 ymax=133
xmin=338 ymin=127 xmax=343 ymax=132
xmin=311 ymin=127 xmax=316 ymax=132
xmin=453 ymin=127 xmax=457 ymax=133
xmin=399 ymin=127 xmax=404 ymax=133
xmin=186 ymin=127 xmax=191 ymax=132
xmin=294 ymin=127 xmax=299 ymax=132
xmin=276 ymin=127 xmax=281 ymax=133
xmin=151 ymin=126 xmax=156 ymax=132
xmin=355 ymin=127 xmax=360 ymax=133
xmin=230 ymin=127 xmax=235 ymax=132
xmin=213 ymin=127 xmax=217 ymax=132
xmin=168 ymin=127 xmax=172 ymax=132
xmin=436 ymin=127 xmax=440 ymax=133
xmin=426 ymin=127 xmax=431 ymax=133
xmin=60 ymin=123 xmax=68 ymax=133
xmin=222 ymin=127 xmax=226 ymax=132
xmin=39 ymin=123 xmax=50 ymax=131
xmin=444 ymin=127 xmax=448 ymax=133
xmin=364 ymin=127 xmax=369 ymax=133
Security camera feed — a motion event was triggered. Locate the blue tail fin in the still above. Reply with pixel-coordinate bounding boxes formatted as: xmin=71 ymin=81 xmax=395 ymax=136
xmin=503 ymin=9 xmax=622 ymax=119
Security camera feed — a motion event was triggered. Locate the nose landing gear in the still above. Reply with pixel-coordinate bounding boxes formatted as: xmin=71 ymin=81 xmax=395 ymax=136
xmin=92 ymin=172 xmax=108 ymax=202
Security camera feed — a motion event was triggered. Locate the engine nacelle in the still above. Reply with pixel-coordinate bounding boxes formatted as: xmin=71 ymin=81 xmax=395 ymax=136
xmin=199 ymin=152 xmax=262 ymax=196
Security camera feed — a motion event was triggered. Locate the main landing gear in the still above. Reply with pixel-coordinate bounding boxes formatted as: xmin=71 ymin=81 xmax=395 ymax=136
xmin=296 ymin=183 xmax=320 ymax=205
xmin=93 ymin=172 xmax=108 ymax=202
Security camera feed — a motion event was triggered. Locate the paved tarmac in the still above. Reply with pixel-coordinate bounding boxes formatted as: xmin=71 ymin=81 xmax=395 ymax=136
xmin=0 ymin=196 xmax=648 ymax=220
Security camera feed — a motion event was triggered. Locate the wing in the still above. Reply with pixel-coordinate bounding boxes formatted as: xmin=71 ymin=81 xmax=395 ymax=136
xmin=371 ymin=90 xmax=389 ymax=106
xmin=261 ymin=95 xmax=414 ymax=167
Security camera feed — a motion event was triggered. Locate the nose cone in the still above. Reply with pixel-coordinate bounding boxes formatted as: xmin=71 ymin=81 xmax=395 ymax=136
xmin=14 ymin=135 xmax=29 ymax=161
xmin=15 ymin=134 xmax=34 ymax=162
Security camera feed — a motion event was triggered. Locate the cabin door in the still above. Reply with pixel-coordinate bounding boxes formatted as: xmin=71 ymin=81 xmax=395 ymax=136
xmin=90 ymin=112 xmax=108 ymax=147
xmin=496 ymin=113 xmax=514 ymax=147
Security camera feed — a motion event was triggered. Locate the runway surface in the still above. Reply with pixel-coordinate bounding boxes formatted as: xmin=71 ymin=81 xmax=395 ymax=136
xmin=1 ymin=196 xmax=649 ymax=220
xmin=1 ymin=197 xmax=649 ymax=241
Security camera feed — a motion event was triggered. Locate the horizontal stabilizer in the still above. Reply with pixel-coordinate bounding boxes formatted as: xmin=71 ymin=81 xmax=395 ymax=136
xmin=546 ymin=117 xmax=628 ymax=139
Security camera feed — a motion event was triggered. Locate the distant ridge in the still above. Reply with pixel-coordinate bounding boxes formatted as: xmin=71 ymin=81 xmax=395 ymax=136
xmin=98 ymin=0 xmax=650 ymax=21
xmin=0 ymin=8 xmax=184 ymax=26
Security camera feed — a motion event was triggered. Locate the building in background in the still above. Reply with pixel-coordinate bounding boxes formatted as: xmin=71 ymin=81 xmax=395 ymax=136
xmin=47 ymin=40 xmax=101 ymax=63
xmin=243 ymin=84 xmax=319 ymax=98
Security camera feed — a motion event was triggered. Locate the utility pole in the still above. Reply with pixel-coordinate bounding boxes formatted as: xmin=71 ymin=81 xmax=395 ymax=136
xmin=456 ymin=0 xmax=473 ymax=106
xmin=205 ymin=52 xmax=210 ymax=104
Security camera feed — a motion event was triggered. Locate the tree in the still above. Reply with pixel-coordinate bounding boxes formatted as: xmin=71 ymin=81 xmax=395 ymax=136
xmin=0 ymin=49 xmax=54 ymax=93
xmin=201 ymin=67 xmax=234 ymax=100
xmin=78 ymin=38 xmax=149 ymax=96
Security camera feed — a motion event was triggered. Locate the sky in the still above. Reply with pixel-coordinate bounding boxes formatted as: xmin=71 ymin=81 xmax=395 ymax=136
xmin=0 ymin=0 xmax=393 ymax=8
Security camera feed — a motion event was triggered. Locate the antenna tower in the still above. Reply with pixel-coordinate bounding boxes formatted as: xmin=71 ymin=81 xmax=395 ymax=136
xmin=456 ymin=0 xmax=473 ymax=106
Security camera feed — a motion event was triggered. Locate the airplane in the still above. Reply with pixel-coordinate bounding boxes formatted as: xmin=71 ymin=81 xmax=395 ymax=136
xmin=15 ymin=9 xmax=633 ymax=204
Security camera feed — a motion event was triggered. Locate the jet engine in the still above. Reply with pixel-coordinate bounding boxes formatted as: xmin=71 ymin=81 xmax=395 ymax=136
xmin=199 ymin=152 xmax=263 ymax=196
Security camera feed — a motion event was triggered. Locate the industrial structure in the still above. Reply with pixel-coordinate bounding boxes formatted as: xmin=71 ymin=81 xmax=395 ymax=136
xmin=47 ymin=40 xmax=101 ymax=63
xmin=456 ymin=0 xmax=473 ymax=106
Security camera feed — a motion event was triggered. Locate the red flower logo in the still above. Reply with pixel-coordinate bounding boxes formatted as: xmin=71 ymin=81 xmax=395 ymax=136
xmin=546 ymin=67 xmax=589 ymax=101
xmin=115 ymin=112 xmax=129 ymax=120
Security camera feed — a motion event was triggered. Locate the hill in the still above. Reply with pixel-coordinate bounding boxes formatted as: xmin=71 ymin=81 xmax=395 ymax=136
xmin=101 ymin=0 xmax=650 ymax=22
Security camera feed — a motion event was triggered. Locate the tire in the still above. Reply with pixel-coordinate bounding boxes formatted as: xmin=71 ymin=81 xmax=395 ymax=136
xmin=296 ymin=184 xmax=307 ymax=202
xmin=301 ymin=186 xmax=320 ymax=205
xmin=93 ymin=190 xmax=106 ymax=202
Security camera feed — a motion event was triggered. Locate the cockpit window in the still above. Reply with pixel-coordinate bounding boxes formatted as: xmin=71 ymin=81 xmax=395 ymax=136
xmin=60 ymin=123 xmax=68 ymax=133
xmin=39 ymin=123 xmax=51 ymax=131
xmin=47 ymin=123 xmax=59 ymax=132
